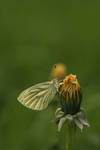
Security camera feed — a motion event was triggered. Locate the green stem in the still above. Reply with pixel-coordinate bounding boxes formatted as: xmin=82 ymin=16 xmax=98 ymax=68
xmin=66 ymin=124 xmax=72 ymax=150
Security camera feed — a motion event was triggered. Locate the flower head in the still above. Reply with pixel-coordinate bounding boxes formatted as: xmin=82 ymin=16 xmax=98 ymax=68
xmin=59 ymin=74 xmax=82 ymax=115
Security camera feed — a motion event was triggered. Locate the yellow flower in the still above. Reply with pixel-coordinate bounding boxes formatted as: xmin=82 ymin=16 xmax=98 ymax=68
xmin=50 ymin=63 xmax=67 ymax=80
xmin=59 ymin=74 xmax=82 ymax=115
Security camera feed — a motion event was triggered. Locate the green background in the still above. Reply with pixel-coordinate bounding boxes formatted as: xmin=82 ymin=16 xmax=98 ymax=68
xmin=0 ymin=0 xmax=100 ymax=150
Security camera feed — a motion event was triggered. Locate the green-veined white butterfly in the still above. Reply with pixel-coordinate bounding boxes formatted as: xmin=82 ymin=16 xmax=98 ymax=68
xmin=17 ymin=79 xmax=59 ymax=110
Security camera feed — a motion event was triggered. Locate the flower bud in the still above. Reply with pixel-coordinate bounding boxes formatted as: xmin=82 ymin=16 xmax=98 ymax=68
xmin=59 ymin=74 xmax=82 ymax=115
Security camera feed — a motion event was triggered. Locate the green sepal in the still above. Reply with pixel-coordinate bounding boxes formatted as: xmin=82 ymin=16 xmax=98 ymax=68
xmin=58 ymin=114 xmax=73 ymax=132
xmin=55 ymin=108 xmax=64 ymax=119
xmin=74 ymin=118 xmax=83 ymax=132
xmin=76 ymin=108 xmax=90 ymax=127
xmin=55 ymin=107 xmax=90 ymax=132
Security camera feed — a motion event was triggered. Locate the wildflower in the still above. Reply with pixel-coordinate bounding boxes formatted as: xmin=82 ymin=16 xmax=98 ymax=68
xmin=59 ymin=74 xmax=82 ymax=115
xmin=50 ymin=63 xmax=67 ymax=80
xmin=55 ymin=74 xmax=89 ymax=132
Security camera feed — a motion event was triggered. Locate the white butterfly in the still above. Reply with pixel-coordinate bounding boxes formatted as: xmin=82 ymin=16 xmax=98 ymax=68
xmin=17 ymin=79 xmax=59 ymax=110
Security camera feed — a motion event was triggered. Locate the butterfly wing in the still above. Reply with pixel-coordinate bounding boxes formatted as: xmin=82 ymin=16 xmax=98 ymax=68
xmin=17 ymin=79 xmax=59 ymax=110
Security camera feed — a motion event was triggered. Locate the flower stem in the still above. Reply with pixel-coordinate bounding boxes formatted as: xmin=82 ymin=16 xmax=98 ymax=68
xmin=66 ymin=124 xmax=72 ymax=150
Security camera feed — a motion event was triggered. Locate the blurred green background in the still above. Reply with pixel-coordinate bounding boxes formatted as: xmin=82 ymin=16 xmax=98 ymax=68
xmin=0 ymin=0 xmax=100 ymax=150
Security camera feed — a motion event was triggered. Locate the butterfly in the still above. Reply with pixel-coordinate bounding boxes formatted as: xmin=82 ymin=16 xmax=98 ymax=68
xmin=17 ymin=64 xmax=82 ymax=113
xmin=17 ymin=79 xmax=60 ymax=110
